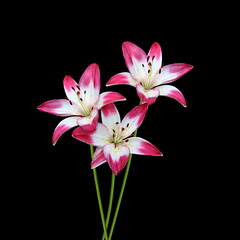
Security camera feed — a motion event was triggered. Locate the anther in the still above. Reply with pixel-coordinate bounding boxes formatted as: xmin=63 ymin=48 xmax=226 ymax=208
xmin=159 ymin=68 xmax=162 ymax=74
xmin=126 ymin=123 xmax=129 ymax=127
xmin=112 ymin=129 xmax=115 ymax=133
xmin=113 ymin=134 xmax=115 ymax=138
xmin=77 ymin=91 xmax=80 ymax=95
xmin=130 ymin=133 xmax=134 ymax=136
xmin=148 ymin=70 xmax=150 ymax=73
xmin=147 ymin=55 xmax=150 ymax=62
xmin=80 ymin=98 xmax=83 ymax=101
xmin=148 ymin=62 xmax=152 ymax=66
xmin=69 ymin=100 xmax=72 ymax=105
xmin=125 ymin=139 xmax=129 ymax=142
xmin=152 ymin=55 xmax=155 ymax=61
xmin=71 ymin=87 xmax=75 ymax=91
xmin=84 ymin=90 xmax=86 ymax=94
xmin=142 ymin=64 xmax=145 ymax=67
xmin=76 ymin=85 xmax=80 ymax=90
xmin=121 ymin=127 xmax=125 ymax=131
xmin=116 ymin=122 xmax=119 ymax=125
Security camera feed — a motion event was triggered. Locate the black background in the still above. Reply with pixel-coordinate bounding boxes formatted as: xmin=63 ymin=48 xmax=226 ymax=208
xmin=10 ymin=2 xmax=229 ymax=239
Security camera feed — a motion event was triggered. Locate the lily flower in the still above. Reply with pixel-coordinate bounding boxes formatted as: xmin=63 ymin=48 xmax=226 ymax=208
xmin=106 ymin=41 xmax=193 ymax=106
xmin=37 ymin=63 xmax=126 ymax=145
xmin=72 ymin=103 xmax=162 ymax=175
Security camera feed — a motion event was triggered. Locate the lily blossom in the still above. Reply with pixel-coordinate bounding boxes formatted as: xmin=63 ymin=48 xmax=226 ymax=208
xmin=37 ymin=64 xmax=126 ymax=145
xmin=106 ymin=41 xmax=193 ymax=106
xmin=72 ymin=103 xmax=162 ymax=175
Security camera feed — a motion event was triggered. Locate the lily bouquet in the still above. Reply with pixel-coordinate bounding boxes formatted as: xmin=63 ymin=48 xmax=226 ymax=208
xmin=38 ymin=42 xmax=193 ymax=239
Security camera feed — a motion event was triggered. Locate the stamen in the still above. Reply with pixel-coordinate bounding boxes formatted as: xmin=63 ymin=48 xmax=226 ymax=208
xmin=148 ymin=62 xmax=152 ymax=67
xmin=77 ymin=91 xmax=80 ymax=95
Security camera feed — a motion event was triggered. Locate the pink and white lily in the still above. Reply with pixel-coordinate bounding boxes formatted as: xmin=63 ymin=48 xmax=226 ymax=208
xmin=106 ymin=42 xmax=193 ymax=106
xmin=37 ymin=63 xmax=126 ymax=145
xmin=72 ymin=103 xmax=162 ymax=175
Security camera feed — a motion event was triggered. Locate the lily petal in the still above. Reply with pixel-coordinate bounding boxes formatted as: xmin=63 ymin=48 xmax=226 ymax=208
xmin=63 ymin=75 xmax=80 ymax=106
xmin=122 ymin=41 xmax=147 ymax=81
xmin=120 ymin=103 xmax=148 ymax=139
xmin=95 ymin=91 xmax=126 ymax=109
xmin=72 ymin=123 xmax=111 ymax=147
xmin=77 ymin=108 xmax=99 ymax=131
xmin=52 ymin=116 xmax=80 ymax=145
xmin=103 ymin=143 xmax=130 ymax=175
xmin=37 ymin=99 xmax=83 ymax=116
xmin=155 ymin=63 xmax=193 ymax=86
xmin=124 ymin=137 xmax=162 ymax=156
xmin=101 ymin=103 xmax=121 ymax=133
xmin=91 ymin=148 xmax=107 ymax=169
xmin=106 ymin=72 xmax=139 ymax=87
xmin=136 ymin=83 xmax=160 ymax=105
xmin=147 ymin=42 xmax=162 ymax=77
xmin=155 ymin=85 xmax=187 ymax=107
xmin=79 ymin=63 xmax=101 ymax=106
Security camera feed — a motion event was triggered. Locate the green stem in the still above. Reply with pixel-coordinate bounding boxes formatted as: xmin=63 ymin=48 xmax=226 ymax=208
xmin=108 ymin=128 xmax=138 ymax=240
xmin=102 ymin=172 xmax=115 ymax=240
xmin=90 ymin=145 xmax=108 ymax=240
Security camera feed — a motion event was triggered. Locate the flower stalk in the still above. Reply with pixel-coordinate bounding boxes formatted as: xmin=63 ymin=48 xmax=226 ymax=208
xmin=91 ymin=145 xmax=109 ymax=240
xmin=108 ymin=127 xmax=138 ymax=240
xmin=102 ymin=172 xmax=115 ymax=240
xmin=104 ymin=100 xmax=141 ymax=240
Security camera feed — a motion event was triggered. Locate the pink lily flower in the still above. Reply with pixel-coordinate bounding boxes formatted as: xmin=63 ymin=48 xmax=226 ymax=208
xmin=106 ymin=41 xmax=193 ymax=106
xmin=37 ymin=63 xmax=126 ymax=145
xmin=72 ymin=103 xmax=162 ymax=175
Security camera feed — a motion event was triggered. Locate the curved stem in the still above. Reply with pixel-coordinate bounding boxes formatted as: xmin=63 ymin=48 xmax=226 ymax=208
xmin=90 ymin=145 xmax=108 ymax=240
xmin=102 ymin=172 xmax=115 ymax=240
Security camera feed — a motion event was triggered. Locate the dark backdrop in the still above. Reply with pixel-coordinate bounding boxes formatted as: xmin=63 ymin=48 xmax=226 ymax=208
xmin=15 ymin=3 xmax=223 ymax=239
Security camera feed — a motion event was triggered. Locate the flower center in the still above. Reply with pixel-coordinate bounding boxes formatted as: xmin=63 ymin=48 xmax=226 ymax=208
xmin=68 ymin=85 xmax=93 ymax=116
xmin=110 ymin=122 xmax=130 ymax=146
xmin=77 ymin=90 xmax=92 ymax=116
